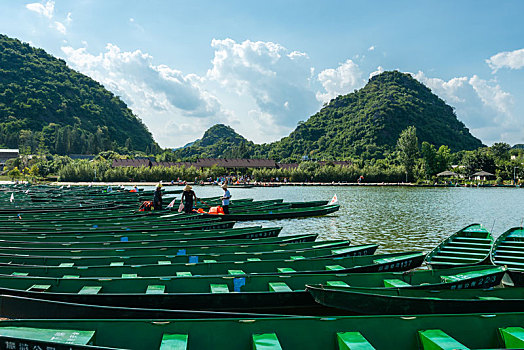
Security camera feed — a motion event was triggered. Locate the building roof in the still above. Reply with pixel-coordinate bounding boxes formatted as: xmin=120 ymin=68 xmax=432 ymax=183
xmin=112 ymin=159 xmax=152 ymax=167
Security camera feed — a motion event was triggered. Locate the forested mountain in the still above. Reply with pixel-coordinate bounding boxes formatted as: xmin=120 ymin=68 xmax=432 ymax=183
xmin=0 ymin=34 xmax=157 ymax=154
xmin=172 ymin=124 xmax=254 ymax=159
xmin=174 ymin=71 xmax=483 ymax=161
xmin=265 ymin=71 xmax=483 ymax=160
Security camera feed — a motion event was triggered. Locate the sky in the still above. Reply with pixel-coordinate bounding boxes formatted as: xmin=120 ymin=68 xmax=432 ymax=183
xmin=1 ymin=1 xmax=524 ymax=148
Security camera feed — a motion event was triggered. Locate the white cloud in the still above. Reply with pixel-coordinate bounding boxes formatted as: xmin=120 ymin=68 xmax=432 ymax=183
xmin=486 ymin=48 xmax=524 ymax=72
xmin=369 ymin=66 xmax=384 ymax=79
xmin=413 ymin=71 xmax=520 ymax=145
xmin=468 ymin=75 xmax=513 ymax=115
xmin=207 ymin=38 xmax=319 ymax=130
xmin=368 ymin=45 xmax=375 ymax=51
xmin=61 ymin=43 xmax=225 ymax=146
xmin=53 ymin=21 xmax=66 ymax=34
xmin=26 ymin=0 xmax=54 ymax=19
xmin=25 ymin=0 xmax=70 ymax=35
xmin=316 ymin=59 xmax=365 ymax=103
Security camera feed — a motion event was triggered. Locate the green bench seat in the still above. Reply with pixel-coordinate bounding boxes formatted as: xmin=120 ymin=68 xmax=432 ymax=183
xmin=146 ymin=285 xmax=166 ymax=294
xmin=383 ymin=279 xmax=411 ymax=287
xmin=277 ymin=267 xmax=296 ymax=273
xmin=110 ymin=262 xmax=124 ymax=266
xmin=159 ymin=333 xmax=188 ymax=350
xmin=176 ymin=272 xmax=192 ymax=277
xmin=59 ymin=262 xmax=75 ymax=267
xmin=27 ymin=284 xmax=51 ymax=292
xmin=326 ymin=265 xmax=345 ymax=271
xmin=327 ymin=281 xmax=350 ymax=287
xmin=252 ymin=333 xmax=282 ymax=350
xmin=337 ymin=332 xmax=376 ymax=349
xmin=78 ymin=286 xmax=102 ymax=295
xmin=228 ymin=269 xmax=245 ymax=275
xmin=269 ymin=282 xmax=292 ymax=292
xmin=499 ymin=327 xmax=524 ymax=348
xmin=418 ymin=329 xmax=469 ymax=350
xmin=210 ymin=284 xmax=229 ymax=293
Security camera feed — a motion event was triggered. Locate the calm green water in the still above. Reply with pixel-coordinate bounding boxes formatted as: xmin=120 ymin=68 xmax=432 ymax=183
xmin=163 ymin=185 xmax=524 ymax=254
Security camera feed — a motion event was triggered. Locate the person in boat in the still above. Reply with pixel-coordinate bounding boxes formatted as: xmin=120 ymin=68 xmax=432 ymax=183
xmin=181 ymin=184 xmax=198 ymax=214
xmin=221 ymin=184 xmax=231 ymax=214
xmin=153 ymin=183 xmax=163 ymax=210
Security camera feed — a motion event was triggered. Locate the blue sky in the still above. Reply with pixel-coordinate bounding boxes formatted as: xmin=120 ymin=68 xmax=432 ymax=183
xmin=1 ymin=1 xmax=524 ymax=148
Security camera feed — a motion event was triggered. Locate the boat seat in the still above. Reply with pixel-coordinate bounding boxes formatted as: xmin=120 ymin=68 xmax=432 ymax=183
xmin=252 ymin=333 xmax=283 ymax=350
xmin=59 ymin=262 xmax=75 ymax=267
xmin=122 ymin=274 xmax=138 ymax=278
xmin=27 ymin=284 xmax=51 ymax=292
xmin=499 ymin=327 xmax=524 ymax=348
xmin=337 ymin=332 xmax=376 ymax=349
xmin=269 ymin=282 xmax=292 ymax=292
xmin=146 ymin=285 xmax=166 ymax=294
xmin=176 ymin=272 xmax=192 ymax=277
xmin=0 ymin=327 xmax=95 ymax=345
xmin=430 ymin=256 xmax=478 ymax=263
xmin=277 ymin=267 xmax=296 ymax=273
xmin=158 ymin=261 xmax=171 ymax=265
xmin=290 ymin=255 xmax=306 ymax=260
xmin=159 ymin=333 xmax=188 ymax=350
xmin=373 ymin=253 xmax=421 ymax=264
xmin=78 ymin=286 xmax=102 ymax=295
xmin=436 ymin=251 xmax=486 ymax=258
xmin=453 ymin=236 xmax=491 ymax=243
xmin=327 ymin=281 xmax=350 ymax=287
xmin=418 ymin=329 xmax=469 ymax=350
xmin=11 ymin=272 xmax=29 ymax=276
xmin=248 ymin=258 xmax=262 ymax=261
xmin=188 ymin=256 xmax=199 ymax=263
xmin=443 ymin=245 xmax=488 ymax=251
xmin=326 ymin=265 xmax=345 ymax=271
xmin=110 ymin=262 xmax=124 ymax=266
xmin=228 ymin=270 xmax=245 ymax=275
xmin=63 ymin=275 xmax=80 ymax=279
xmin=203 ymin=259 xmax=217 ymax=263
xmin=210 ymin=284 xmax=229 ymax=293
xmin=177 ymin=249 xmax=187 ymax=255
xmin=383 ymin=279 xmax=411 ymax=287
xmin=446 ymin=241 xmax=491 ymax=248
xmin=476 ymin=296 xmax=502 ymax=300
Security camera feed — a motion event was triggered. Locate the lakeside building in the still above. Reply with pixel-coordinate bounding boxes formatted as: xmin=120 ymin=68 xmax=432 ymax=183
xmin=0 ymin=149 xmax=19 ymax=167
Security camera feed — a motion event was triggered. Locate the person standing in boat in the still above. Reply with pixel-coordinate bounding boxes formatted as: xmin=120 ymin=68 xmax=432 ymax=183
xmin=221 ymin=184 xmax=231 ymax=214
xmin=182 ymin=184 xmax=198 ymax=214
xmin=153 ymin=183 xmax=163 ymax=210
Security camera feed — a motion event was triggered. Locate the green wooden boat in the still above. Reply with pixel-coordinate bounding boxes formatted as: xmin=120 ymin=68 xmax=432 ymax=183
xmin=0 ymin=266 xmax=503 ymax=314
xmin=202 ymin=204 xmax=340 ymax=221
xmin=0 ymin=234 xmax=318 ymax=257
xmin=0 ymin=227 xmax=283 ymax=248
xmin=1 ymin=312 xmax=524 ymax=349
xmin=491 ymin=226 xmax=524 ymax=286
xmin=0 ymin=225 xmax=280 ymax=243
xmin=424 ymin=223 xmax=494 ymax=268
xmin=0 ymin=243 xmax=376 ymax=266
xmin=307 ymin=283 xmax=524 ymax=315
xmin=0 ymin=218 xmax=235 ymax=234
xmin=0 ymin=294 xmax=280 ymax=319
xmin=0 ymin=251 xmax=425 ymax=278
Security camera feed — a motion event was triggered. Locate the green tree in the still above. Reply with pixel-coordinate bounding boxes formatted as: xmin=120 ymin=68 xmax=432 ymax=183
xmin=421 ymin=142 xmax=437 ymax=178
xmin=490 ymin=142 xmax=511 ymax=161
xmin=396 ymin=126 xmax=419 ymax=181
xmin=7 ymin=166 xmax=21 ymax=181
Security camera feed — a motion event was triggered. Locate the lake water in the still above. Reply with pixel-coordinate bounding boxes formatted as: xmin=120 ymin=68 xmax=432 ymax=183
xmin=162 ymin=185 xmax=524 ymax=254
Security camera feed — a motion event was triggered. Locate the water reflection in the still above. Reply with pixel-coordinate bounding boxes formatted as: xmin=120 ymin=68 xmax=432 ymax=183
xmin=175 ymin=185 xmax=524 ymax=253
